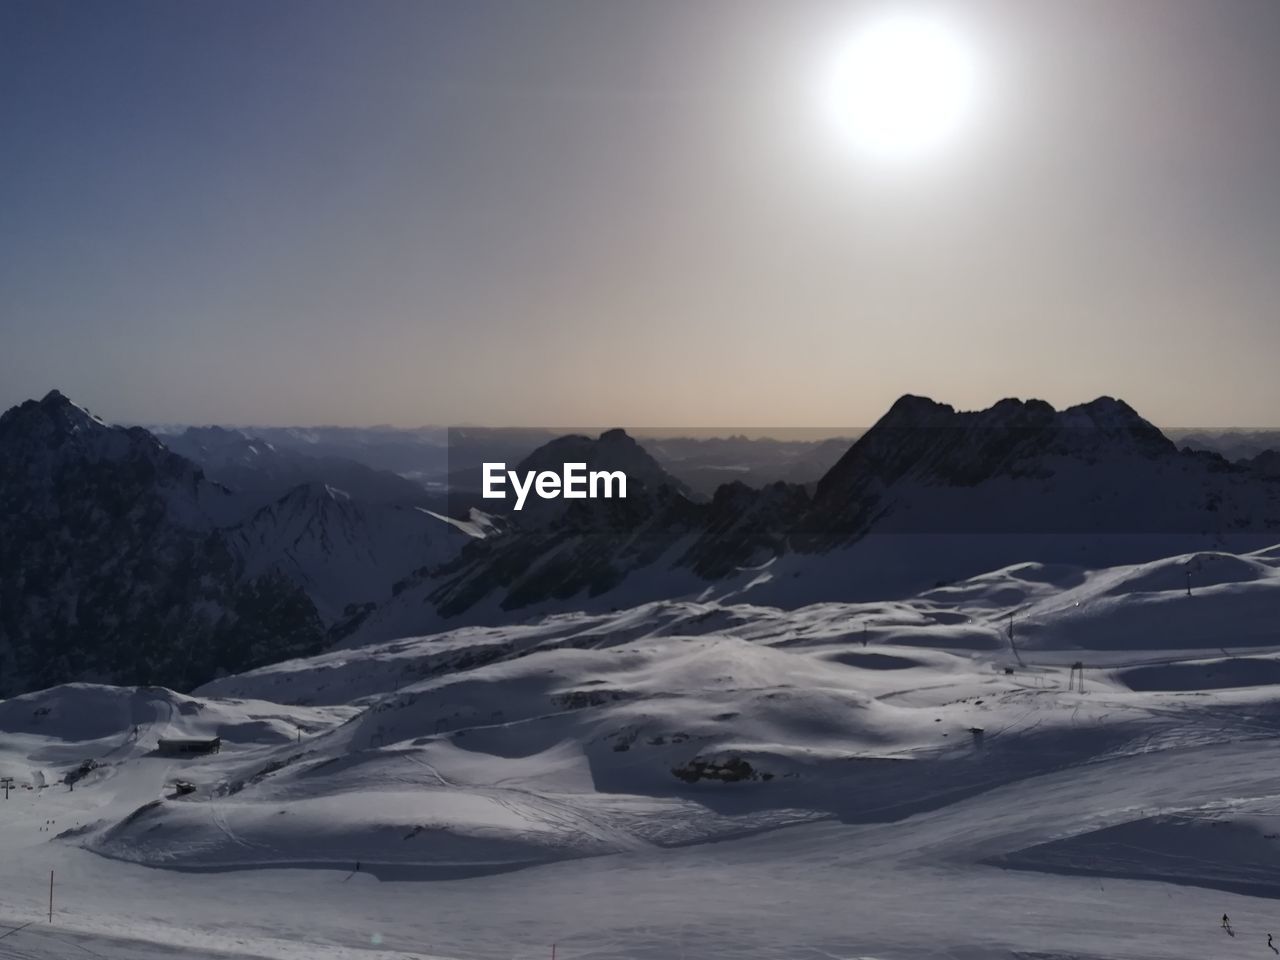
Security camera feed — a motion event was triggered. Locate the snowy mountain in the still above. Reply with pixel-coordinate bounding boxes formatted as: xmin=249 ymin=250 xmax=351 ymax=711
xmin=3 ymin=541 xmax=1280 ymax=957
xmin=10 ymin=389 xmax=1280 ymax=692
xmin=0 ymin=392 xmax=473 ymax=693
xmin=225 ymin=482 xmax=470 ymax=624
xmin=163 ymin=425 xmax=437 ymax=509
xmin=810 ymin=394 xmax=1210 ymax=533
xmin=0 ymin=391 xmax=325 ymax=694
xmin=158 ymin=423 xmax=563 ymax=490
xmin=355 ymin=395 xmax=1280 ymax=641
xmin=491 ymin=426 xmax=694 ymax=516
xmin=380 ymin=428 xmax=706 ymax=631
xmin=148 ymin=423 xmax=453 ymax=478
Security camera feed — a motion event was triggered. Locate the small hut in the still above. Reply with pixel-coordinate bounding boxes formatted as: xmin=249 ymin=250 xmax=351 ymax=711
xmin=156 ymin=737 xmax=221 ymax=756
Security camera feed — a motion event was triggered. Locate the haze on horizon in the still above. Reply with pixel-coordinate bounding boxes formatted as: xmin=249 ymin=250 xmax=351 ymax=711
xmin=3 ymin=0 xmax=1280 ymax=430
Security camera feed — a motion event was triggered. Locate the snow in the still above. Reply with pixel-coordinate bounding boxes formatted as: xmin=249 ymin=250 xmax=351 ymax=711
xmin=227 ymin=483 xmax=474 ymax=622
xmin=6 ymin=543 xmax=1280 ymax=957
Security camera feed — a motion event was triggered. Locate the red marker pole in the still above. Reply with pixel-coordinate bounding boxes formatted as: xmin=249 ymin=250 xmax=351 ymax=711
xmin=48 ymin=870 xmax=53 ymax=922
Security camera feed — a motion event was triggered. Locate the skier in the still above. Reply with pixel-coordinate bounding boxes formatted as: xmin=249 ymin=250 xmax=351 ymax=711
xmin=1222 ymin=914 xmax=1230 ymax=928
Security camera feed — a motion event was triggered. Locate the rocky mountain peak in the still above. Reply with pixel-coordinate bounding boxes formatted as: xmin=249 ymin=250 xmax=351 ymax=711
xmin=0 ymin=389 xmax=202 ymax=487
xmin=514 ymin=428 xmax=690 ymax=499
xmin=812 ymin=394 xmax=1184 ymax=517
xmin=2 ymin=389 xmax=109 ymax=443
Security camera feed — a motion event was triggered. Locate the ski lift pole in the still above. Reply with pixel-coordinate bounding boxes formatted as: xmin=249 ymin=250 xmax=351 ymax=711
xmin=1006 ymin=612 xmax=1025 ymax=666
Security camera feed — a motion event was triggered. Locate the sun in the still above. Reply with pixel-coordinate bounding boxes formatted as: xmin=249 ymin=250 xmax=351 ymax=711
xmin=823 ymin=10 xmax=982 ymax=164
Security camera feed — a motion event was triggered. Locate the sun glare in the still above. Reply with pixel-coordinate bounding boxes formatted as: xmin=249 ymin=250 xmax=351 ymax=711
xmin=823 ymin=9 xmax=982 ymax=164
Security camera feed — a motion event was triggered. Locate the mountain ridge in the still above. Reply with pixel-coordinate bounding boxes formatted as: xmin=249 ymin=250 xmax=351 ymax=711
xmin=351 ymin=394 xmax=1280 ymax=641
xmin=8 ymin=388 xmax=1280 ymax=682
xmin=0 ymin=391 xmax=469 ymax=693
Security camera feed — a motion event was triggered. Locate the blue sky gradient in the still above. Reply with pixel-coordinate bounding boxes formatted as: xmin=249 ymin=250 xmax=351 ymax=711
xmin=3 ymin=0 xmax=1280 ymax=427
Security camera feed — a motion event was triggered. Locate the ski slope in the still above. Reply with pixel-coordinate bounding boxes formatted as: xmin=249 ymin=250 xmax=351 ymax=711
xmin=2 ymin=544 xmax=1280 ymax=958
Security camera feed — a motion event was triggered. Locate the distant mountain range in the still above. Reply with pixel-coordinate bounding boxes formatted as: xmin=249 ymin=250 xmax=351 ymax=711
xmin=5 ymin=389 xmax=1280 ymax=694
xmin=1167 ymin=428 xmax=1280 ymax=462
xmin=147 ymin=422 xmax=858 ymax=497
xmin=147 ymin=420 xmax=1280 ymax=499
xmin=161 ymin=425 xmax=438 ymax=510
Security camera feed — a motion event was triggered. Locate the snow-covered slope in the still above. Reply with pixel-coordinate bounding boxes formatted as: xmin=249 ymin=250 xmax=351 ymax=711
xmin=5 ymin=540 xmax=1280 ymax=957
xmin=68 ymin=542 xmax=1280 ymax=866
xmin=226 ymin=482 xmax=470 ymax=623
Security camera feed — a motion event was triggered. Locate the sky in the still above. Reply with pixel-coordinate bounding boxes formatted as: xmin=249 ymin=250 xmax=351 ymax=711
xmin=2 ymin=0 xmax=1280 ymax=429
